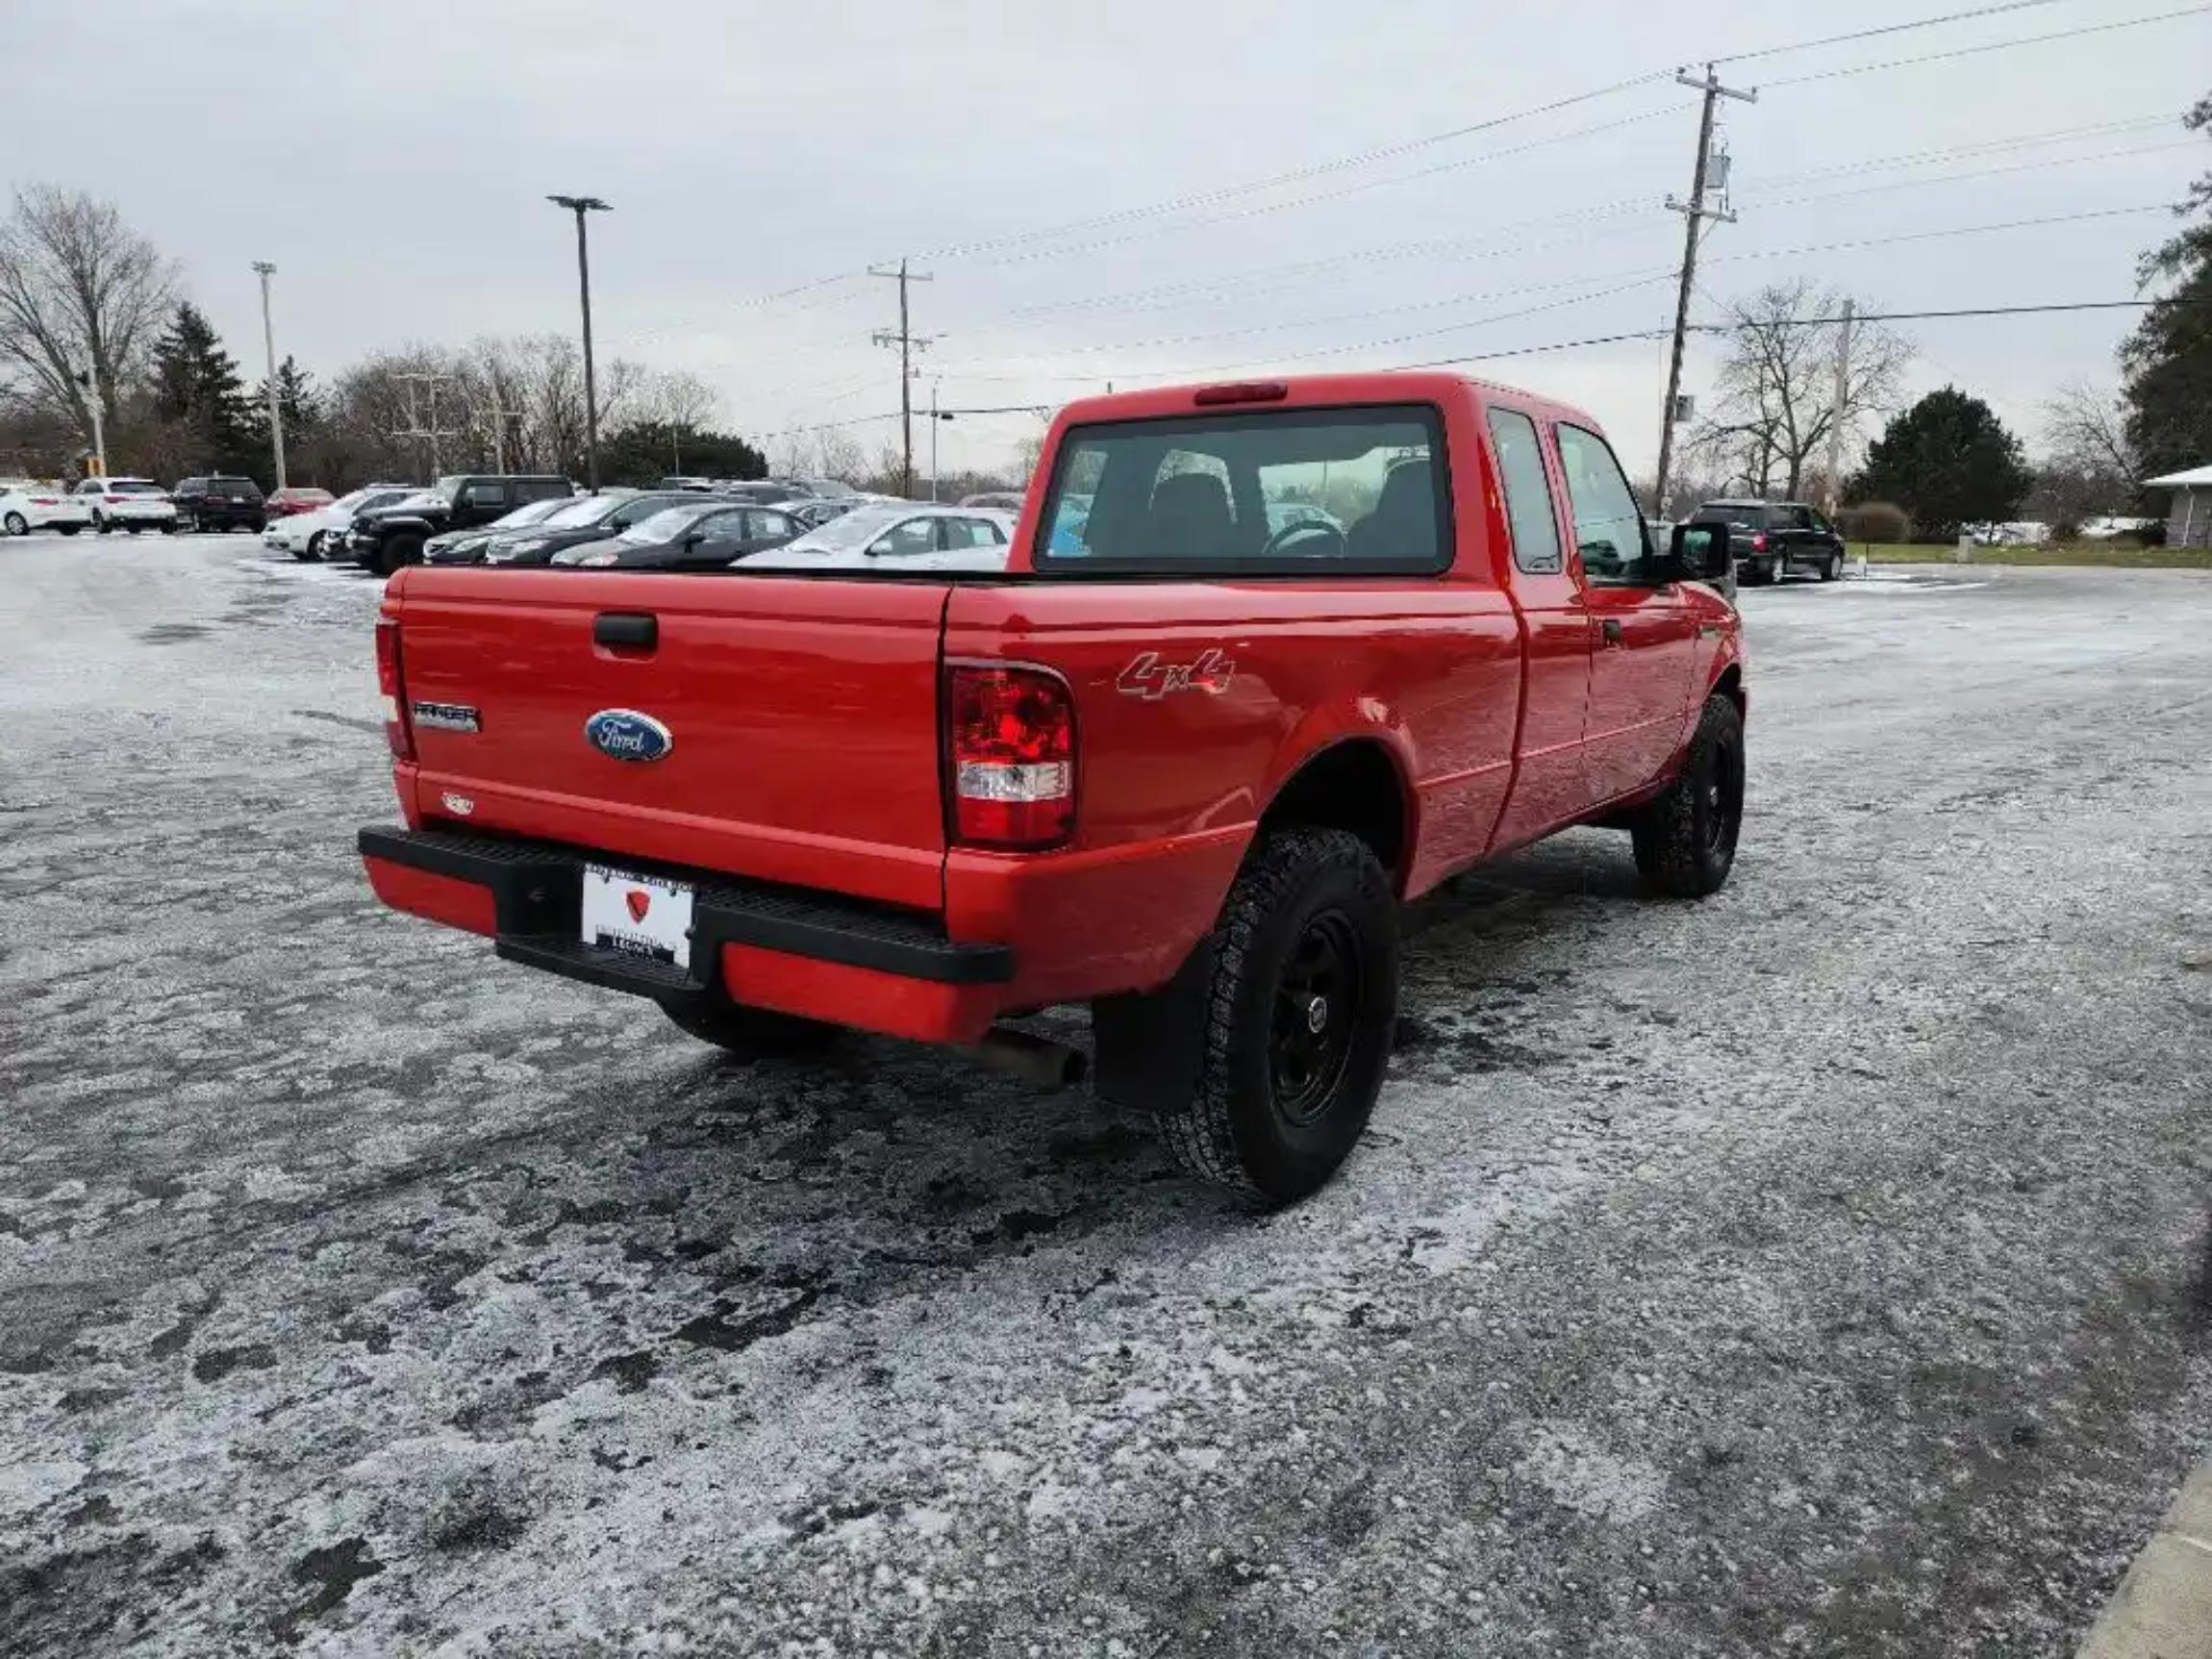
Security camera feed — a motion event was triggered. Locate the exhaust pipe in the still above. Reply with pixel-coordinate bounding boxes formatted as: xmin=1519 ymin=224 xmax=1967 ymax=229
xmin=966 ymin=1026 xmax=1089 ymax=1091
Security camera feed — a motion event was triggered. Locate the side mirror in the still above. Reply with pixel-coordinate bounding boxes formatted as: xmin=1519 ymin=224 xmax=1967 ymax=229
xmin=1668 ymin=522 xmax=1730 ymax=583
xmin=680 ymin=530 xmax=705 ymax=549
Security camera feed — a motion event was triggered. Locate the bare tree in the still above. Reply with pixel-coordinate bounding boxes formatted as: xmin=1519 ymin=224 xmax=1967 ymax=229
xmin=0 ymin=187 xmax=177 ymax=445
xmin=2042 ymin=381 xmax=2137 ymax=486
xmin=1686 ymin=281 xmax=1911 ymax=501
xmin=809 ymin=424 xmax=867 ymax=484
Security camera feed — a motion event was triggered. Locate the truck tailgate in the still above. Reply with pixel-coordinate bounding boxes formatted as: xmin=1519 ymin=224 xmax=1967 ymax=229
xmin=388 ymin=568 xmax=952 ymax=911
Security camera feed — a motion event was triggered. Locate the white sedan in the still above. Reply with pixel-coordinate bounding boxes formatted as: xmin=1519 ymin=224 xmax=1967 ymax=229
xmin=730 ymin=502 xmax=1015 ymax=573
xmin=0 ymin=484 xmax=92 ymax=537
xmin=262 ymin=484 xmax=418 ymax=561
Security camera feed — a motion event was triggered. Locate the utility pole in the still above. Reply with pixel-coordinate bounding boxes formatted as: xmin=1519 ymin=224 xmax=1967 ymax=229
xmin=393 ymin=373 xmax=460 ymax=479
xmin=1654 ymin=63 xmax=1755 ymax=518
xmin=870 ymin=259 xmax=937 ymax=497
xmin=251 ymin=262 xmax=287 ymax=490
xmin=483 ymin=402 xmax=525 ymax=475
xmin=928 ymin=381 xmax=958 ymax=501
xmin=548 ymin=195 xmax=610 ymax=489
xmin=1822 ymin=297 xmax=1855 ymax=514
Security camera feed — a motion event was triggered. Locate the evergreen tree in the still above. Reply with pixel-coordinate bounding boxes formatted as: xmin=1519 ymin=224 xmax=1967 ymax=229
xmin=149 ymin=301 xmax=256 ymax=477
xmin=2122 ymin=92 xmax=2212 ymax=479
xmin=600 ymin=420 xmax=767 ymax=488
xmin=244 ymin=356 xmax=320 ymax=454
xmin=1847 ymin=388 xmax=2031 ymax=540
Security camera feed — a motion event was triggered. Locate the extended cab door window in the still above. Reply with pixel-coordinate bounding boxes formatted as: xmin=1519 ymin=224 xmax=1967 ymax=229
xmin=1486 ymin=408 xmax=1562 ymax=574
xmin=1034 ymin=404 xmax=1447 ymax=575
xmin=1553 ymin=424 xmax=1650 ymax=586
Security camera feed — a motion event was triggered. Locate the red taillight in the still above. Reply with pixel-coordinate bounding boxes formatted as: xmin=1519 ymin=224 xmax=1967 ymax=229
xmin=946 ymin=664 xmax=1075 ymax=849
xmin=375 ymin=617 xmax=415 ymax=761
xmin=103 ymin=494 xmax=126 ymax=505
xmin=29 ymin=496 xmax=57 ymax=506
xmin=1750 ymin=532 xmax=1768 ymax=552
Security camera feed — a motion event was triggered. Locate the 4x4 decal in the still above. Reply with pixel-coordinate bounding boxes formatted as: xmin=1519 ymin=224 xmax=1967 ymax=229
xmin=1116 ymin=648 xmax=1236 ymax=699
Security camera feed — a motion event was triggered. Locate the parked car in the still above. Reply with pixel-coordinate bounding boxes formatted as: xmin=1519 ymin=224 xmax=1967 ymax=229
xmin=710 ymin=481 xmax=804 ymax=506
xmin=784 ymin=498 xmax=864 ymax=531
xmin=172 ymin=475 xmax=268 ymax=533
xmin=475 ymin=490 xmax=708 ymax=567
xmin=357 ymin=371 xmax=1741 ymax=1201
xmin=549 ymin=501 xmax=798 ymax=569
xmin=658 ymin=476 xmax=718 ymax=492
xmin=340 ymin=474 xmax=572 ymax=575
xmin=1689 ymin=498 xmax=1846 ymax=585
xmin=264 ymin=487 xmax=336 ymax=519
xmin=262 ymin=485 xmax=419 ymax=561
xmin=71 ymin=478 xmax=179 ymax=534
xmin=729 ymin=502 xmax=1012 ymax=570
xmin=957 ymin=490 xmax=1026 ymax=513
xmin=0 ymin=483 xmax=92 ymax=536
xmin=421 ymin=496 xmax=585 ymax=566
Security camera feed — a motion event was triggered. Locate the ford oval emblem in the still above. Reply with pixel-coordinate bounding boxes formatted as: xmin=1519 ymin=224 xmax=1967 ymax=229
xmin=584 ymin=709 xmax=673 ymax=763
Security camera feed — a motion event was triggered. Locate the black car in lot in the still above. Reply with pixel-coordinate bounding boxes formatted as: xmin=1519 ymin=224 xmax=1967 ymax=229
xmin=548 ymin=500 xmax=798 ymax=570
xmin=172 ymin=475 xmax=267 ymax=532
xmin=1689 ymin=498 xmax=1848 ymax=585
xmin=420 ymin=496 xmax=577 ymax=566
xmin=342 ymin=474 xmax=571 ymax=575
xmin=473 ymin=490 xmax=707 ymax=568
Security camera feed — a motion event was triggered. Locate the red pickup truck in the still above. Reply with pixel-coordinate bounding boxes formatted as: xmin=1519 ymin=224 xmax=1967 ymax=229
xmin=359 ymin=373 xmax=1743 ymax=1202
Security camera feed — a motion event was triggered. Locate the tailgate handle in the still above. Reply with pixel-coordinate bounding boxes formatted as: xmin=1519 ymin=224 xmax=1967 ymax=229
xmin=593 ymin=613 xmax=657 ymax=650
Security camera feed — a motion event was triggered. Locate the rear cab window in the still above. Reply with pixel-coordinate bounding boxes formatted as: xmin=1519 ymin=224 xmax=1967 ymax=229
xmin=1034 ymin=404 xmax=1448 ymax=574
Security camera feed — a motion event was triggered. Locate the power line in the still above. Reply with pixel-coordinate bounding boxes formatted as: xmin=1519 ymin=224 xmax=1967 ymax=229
xmin=1714 ymin=0 xmax=2066 ymax=62
xmin=1764 ymin=2 xmax=2212 ymax=86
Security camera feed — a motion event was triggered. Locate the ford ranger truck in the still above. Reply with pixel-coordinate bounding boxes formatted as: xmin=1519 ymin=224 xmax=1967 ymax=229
xmin=358 ymin=373 xmax=1744 ymax=1204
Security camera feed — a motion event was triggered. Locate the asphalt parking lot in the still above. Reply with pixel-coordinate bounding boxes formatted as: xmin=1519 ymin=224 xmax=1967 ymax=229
xmin=2 ymin=536 xmax=2207 ymax=1657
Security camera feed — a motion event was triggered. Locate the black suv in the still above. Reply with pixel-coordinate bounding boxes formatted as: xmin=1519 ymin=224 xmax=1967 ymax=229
xmin=1689 ymin=499 xmax=1847 ymax=586
xmin=343 ymin=475 xmax=571 ymax=575
xmin=173 ymin=475 xmax=267 ymax=533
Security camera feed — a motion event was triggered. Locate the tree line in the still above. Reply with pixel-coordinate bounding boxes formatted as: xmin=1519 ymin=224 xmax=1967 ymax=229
xmin=0 ymin=186 xmax=769 ymax=490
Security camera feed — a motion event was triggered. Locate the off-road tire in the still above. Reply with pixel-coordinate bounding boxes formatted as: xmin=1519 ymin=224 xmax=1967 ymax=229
xmin=1630 ymin=693 xmax=1745 ymax=899
xmin=1152 ymin=827 xmax=1399 ymax=1206
xmin=374 ymin=535 xmax=422 ymax=576
xmin=2 ymin=512 xmax=26 ymax=536
xmin=660 ymin=999 xmax=837 ymax=1058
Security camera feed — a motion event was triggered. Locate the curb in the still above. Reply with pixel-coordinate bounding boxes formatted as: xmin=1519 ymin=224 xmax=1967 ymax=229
xmin=2078 ymin=1461 xmax=2212 ymax=1658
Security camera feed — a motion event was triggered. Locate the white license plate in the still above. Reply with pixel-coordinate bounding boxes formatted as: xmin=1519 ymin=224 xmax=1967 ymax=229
xmin=580 ymin=865 xmax=694 ymax=968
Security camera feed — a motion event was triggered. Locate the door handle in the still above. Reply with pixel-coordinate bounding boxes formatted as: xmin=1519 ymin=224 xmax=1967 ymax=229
xmin=1600 ymin=618 xmax=1624 ymax=645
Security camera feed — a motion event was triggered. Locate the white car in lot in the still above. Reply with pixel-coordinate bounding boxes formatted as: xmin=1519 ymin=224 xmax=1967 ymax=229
xmin=729 ymin=502 xmax=1015 ymax=573
xmin=0 ymin=483 xmax=92 ymax=537
xmin=69 ymin=477 xmax=179 ymax=534
xmin=262 ymin=484 xmax=417 ymax=561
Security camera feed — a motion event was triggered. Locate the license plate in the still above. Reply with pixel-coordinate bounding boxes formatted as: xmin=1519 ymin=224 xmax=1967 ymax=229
xmin=580 ymin=865 xmax=694 ymax=968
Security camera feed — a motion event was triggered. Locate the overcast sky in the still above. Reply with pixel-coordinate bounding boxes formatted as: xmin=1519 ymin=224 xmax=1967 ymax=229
xmin=7 ymin=0 xmax=2205 ymax=478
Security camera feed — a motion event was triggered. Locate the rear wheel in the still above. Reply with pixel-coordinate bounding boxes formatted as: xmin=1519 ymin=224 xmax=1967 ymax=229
xmin=660 ymin=999 xmax=837 ymax=1058
xmin=1134 ymin=827 xmax=1399 ymax=1206
xmin=302 ymin=531 xmax=326 ymax=561
xmin=159 ymin=521 xmax=177 ymax=535
xmin=1630 ymin=693 xmax=1745 ymax=898
xmin=93 ymin=513 xmax=112 ymax=535
xmin=125 ymin=523 xmax=143 ymax=535
xmin=58 ymin=523 xmax=80 ymax=536
xmin=2 ymin=512 xmax=26 ymax=536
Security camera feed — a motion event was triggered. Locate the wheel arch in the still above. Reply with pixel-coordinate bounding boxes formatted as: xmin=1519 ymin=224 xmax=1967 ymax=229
xmin=1253 ymin=736 xmax=1416 ymax=889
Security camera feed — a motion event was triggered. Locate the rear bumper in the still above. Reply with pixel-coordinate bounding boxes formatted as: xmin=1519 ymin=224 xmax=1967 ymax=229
xmin=359 ymin=825 xmax=1014 ymax=1043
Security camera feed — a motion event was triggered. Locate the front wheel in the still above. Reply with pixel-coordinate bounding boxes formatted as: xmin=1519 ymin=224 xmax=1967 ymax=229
xmin=160 ymin=521 xmax=178 ymax=535
xmin=93 ymin=513 xmax=112 ymax=535
xmin=1819 ymin=553 xmax=1842 ymax=582
xmin=2 ymin=512 xmax=26 ymax=536
xmin=300 ymin=531 xmax=326 ymax=562
xmin=373 ymin=535 xmax=421 ymax=576
xmin=125 ymin=523 xmax=143 ymax=535
xmin=661 ymin=999 xmax=837 ymax=1059
xmin=1140 ymin=827 xmax=1398 ymax=1206
xmin=1630 ymin=694 xmax=1745 ymax=898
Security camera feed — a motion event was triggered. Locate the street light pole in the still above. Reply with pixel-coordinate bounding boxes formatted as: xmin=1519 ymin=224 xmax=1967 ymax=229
xmin=548 ymin=194 xmax=610 ymax=490
xmin=251 ymin=261 xmax=286 ymax=490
